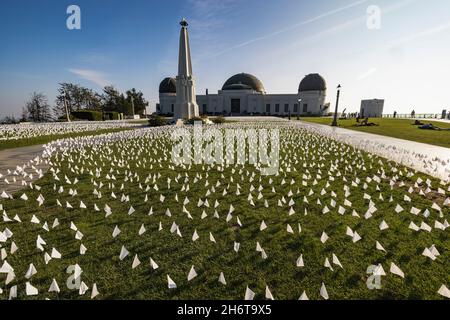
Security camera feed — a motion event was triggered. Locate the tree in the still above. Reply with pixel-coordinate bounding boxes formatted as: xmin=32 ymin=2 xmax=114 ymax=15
xmin=125 ymin=88 xmax=149 ymax=116
xmin=54 ymin=83 xmax=102 ymax=119
xmin=102 ymin=86 xmax=123 ymax=113
xmin=23 ymin=92 xmax=52 ymax=122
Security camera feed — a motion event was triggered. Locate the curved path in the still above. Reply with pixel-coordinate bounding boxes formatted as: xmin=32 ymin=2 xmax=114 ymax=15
xmin=297 ymin=121 xmax=450 ymax=182
xmin=0 ymin=144 xmax=49 ymax=195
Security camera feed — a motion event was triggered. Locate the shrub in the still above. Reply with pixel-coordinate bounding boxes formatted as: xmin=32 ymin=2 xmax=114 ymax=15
xmin=184 ymin=116 xmax=207 ymax=125
xmin=148 ymin=115 xmax=167 ymax=127
xmin=212 ymin=116 xmax=226 ymax=124
xmin=70 ymin=110 xmax=103 ymax=121
xmin=104 ymin=111 xmax=120 ymax=120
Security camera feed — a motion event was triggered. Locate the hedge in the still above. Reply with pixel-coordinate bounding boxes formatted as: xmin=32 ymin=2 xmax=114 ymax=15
xmin=71 ymin=110 xmax=103 ymax=121
xmin=104 ymin=112 xmax=120 ymax=120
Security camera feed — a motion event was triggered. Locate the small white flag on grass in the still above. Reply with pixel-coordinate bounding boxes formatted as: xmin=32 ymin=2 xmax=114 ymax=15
xmin=420 ymin=222 xmax=432 ymax=232
xmin=346 ymin=227 xmax=354 ymax=237
xmin=49 ymin=278 xmax=60 ymax=293
xmin=409 ymin=221 xmax=419 ymax=231
xmin=390 ymin=262 xmax=404 ymax=278
xmin=296 ymin=254 xmax=304 ymax=267
xmin=79 ymin=281 xmax=89 ymax=295
xmin=25 ymin=263 xmax=37 ymax=279
xmin=320 ymin=232 xmax=329 ymax=243
xmin=150 ymin=257 xmax=159 ymax=270
xmin=287 ymin=224 xmax=294 ymax=234
xmin=299 ymin=291 xmax=309 ymax=300
xmin=70 ymin=221 xmax=77 ymax=231
xmin=75 ymin=230 xmax=83 ymax=240
xmin=167 ymin=275 xmax=177 ymax=289
xmin=245 ymin=287 xmax=255 ymax=300
xmin=188 ymin=265 xmax=197 ymax=281
xmin=11 ymin=242 xmax=18 ymax=255
xmin=438 ymin=285 xmax=450 ymax=299
xmin=31 ymin=215 xmax=40 ymax=224
xmin=265 ymin=286 xmax=274 ymax=300
xmin=138 ymin=224 xmax=146 ymax=235
xmin=192 ymin=229 xmax=199 ymax=241
xmin=119 ymin=246 xmax=129 ymax=260
xmin=260 ymin=220 xmax=267 ymax=231
xmin=132 ymin=255 xmax=141 ymax=269
xmin=44 ymin=252 xmax=52 ymax=264
xmin=352 ymin=231 xmax=361 ymax=243
xmin=112 ymin=226 xmax=121 ymax=238
xmin=51 ymin=248 xmax=61 ymax=259
xmin=324 ymin=258 xmax=334 ymax=271
xmin=320 ymin=283 xmax=329 ymax=300
xmin=422 ymin=248 xmax=436 ymax=261
xmin=332 ymin=254 xmax=343 ymax=268
xmin=376 ymin=241 xmax=386 ymax=252
xmin=379 ymin=220 xmax=389 ymax=231
xmin=91 ymin=283 xmax=100 ymax=299
xmin=219 ymin=272 xmax=227 ymax=285
xmin=26 ymin=282 xmax=38 ymax=296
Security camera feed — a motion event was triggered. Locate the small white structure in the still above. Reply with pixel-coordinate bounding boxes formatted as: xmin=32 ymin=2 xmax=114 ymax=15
xmin=360 ymin=99 xmax=384 ymax=118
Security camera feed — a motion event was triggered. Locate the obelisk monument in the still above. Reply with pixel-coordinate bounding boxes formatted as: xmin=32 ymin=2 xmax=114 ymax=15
xmin=174 ymin=18 xmax=199 ymax=121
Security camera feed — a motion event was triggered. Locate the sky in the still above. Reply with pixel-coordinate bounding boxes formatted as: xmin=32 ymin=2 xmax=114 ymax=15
xmin=1 ymin=0 xmax=450 ymax=118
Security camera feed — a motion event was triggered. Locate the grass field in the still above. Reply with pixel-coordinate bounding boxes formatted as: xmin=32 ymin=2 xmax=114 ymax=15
xmin=0 ymin=124 xmax=448 ymax=300
xmin=299 ymin=118 xmax=450 ymax=149
xmin=0 ymin=127 xmax=136 ymax=151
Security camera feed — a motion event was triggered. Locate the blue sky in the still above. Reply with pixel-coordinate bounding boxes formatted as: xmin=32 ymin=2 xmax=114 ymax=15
xmin=1 ymin=0 xmax=450 ymax=117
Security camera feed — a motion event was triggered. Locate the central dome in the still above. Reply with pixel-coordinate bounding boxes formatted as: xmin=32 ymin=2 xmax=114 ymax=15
xmin=299 ymin=73 xmax=326 ymax=92
xmin=222 ymin=73 xmax=265 ymax=93
xmin=159 ymin=77 xmax=177 ymax=94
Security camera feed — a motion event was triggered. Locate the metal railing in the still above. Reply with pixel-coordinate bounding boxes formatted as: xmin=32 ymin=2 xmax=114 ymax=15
xmin=382 ymin=113 xmax=450 ymax=119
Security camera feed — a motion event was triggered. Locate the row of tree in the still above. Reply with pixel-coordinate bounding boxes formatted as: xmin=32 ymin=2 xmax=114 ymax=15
xmin=22 ymin=83 xmax=149 ymax=122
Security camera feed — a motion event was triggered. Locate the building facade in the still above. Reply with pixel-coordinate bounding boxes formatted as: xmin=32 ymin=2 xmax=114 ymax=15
xmin=157 ymin=73 xmax=329 ymax=117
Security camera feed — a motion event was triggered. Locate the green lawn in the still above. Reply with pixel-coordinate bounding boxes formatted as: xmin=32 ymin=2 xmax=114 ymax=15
xmin=0 ymin=127 xmax=137 ymax=151
xmin=299 ymin=118 xmax=450 ymax=148
xmin=1 ymin=125 xmax=448 ymax=300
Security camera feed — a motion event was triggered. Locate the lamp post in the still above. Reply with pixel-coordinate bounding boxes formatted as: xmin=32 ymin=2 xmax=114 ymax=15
xmin=63 ymin=90 xmax=71 ymax=122
xmin=331 ymin=84 xmax=341 ymax=127
xmin=131 ymin=95 xmax=135 ymax=119
xmin=297 ymin=98 xmax=302 ymax=120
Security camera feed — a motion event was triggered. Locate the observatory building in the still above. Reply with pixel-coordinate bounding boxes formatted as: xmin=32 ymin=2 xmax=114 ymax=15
xmin=158 ymin=73 xmax=329 ymax=117
xmin=157 ymin=21 xmax=329 ymax=117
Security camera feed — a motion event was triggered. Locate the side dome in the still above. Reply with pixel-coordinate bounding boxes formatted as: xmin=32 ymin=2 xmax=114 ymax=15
xmin=299 ymin=74 xmax=326 ymax=92
xmin=222 ymin=73 xmax=265 ymax=93
xmin=159 ymin=77 xmax=177 ymax=94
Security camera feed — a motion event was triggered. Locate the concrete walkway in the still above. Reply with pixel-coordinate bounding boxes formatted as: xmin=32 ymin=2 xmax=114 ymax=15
xmin=297 ymin=121 xmax=450 ymax=181
xmin=0 ymin=144 xmax=49 ymax=194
